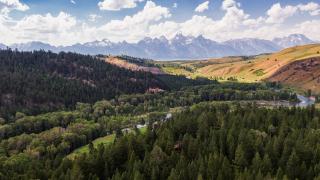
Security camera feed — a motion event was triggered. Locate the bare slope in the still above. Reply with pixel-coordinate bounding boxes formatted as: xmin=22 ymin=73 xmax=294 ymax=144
xmin=106 ymin=56 xmax=165 ymax=75
xmin=268 ymin=57 xmax=320 ymax=93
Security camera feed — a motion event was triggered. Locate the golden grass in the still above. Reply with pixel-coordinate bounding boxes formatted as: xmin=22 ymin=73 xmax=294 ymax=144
xmin=159 ymin=44 xmax=320 ymax=83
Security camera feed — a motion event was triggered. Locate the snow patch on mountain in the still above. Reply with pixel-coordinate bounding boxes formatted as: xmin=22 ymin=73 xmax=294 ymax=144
xmin=273 ymin=34 xmax=315 ymax=48
xmin=1 ymin=34 xmax=317 ymax=60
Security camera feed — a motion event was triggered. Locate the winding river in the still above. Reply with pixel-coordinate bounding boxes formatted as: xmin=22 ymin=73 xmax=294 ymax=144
xmin=296 ymin=94 xmax=316 ymax=107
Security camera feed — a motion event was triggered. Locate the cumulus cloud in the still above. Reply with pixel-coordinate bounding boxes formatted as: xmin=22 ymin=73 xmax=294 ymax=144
xmin=195 ymin=1 xmax=209 ymax=12
xmin=1 ymin=0 xmax=320 ymax=46
xmin=292 ymin=20 xmax=320 ymax=40
xmin=147 ymin=0 xmax=320 ymax=42
xmin=222 ymin=0 xmax=237 ymax=10
xmin=266 ymin=3 xmax=298 ymax=23
xmin=12 ymin=12 xmax=78 ymax=45
xmin=149 ymin=0 xmax=249 ymax=40
xmin=98 ymin=0 xmax=144 ymax=11
xmin=266 ymin=2 xmax=320 ymax=23
xmin=70 ymin=0 xmax=76 ymax=5
xmin=88 ymin=14 xmax=101 ymax=22
xmin=0 ymin=0 xmax=29 ymax=14
xmin=298 ymin=2 xmax=320 ymax=16
xmin=97 ymin=1 xmax=171 ymax=42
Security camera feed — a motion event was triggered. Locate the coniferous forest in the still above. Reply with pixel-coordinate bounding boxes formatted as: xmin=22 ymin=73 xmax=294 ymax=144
xmin=0 ymin=50 xmax=210 ymax=119
xmin=0 ymin=49 xmax=319 ymax=180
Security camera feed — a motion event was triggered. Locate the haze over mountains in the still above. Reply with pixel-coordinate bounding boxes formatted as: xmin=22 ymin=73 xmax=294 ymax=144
xmin=1 ymin=34 xmax=317 ymax=60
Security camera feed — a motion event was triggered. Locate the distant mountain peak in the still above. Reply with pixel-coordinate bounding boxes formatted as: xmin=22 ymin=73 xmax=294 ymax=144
xmin=0 ymin=43 xmax=6 ymax=49
xmin=159 ymin=36 xmax=168 ymax=42
xmin=224 ymin=38 xmax=281 ymax=56
xmin=273 ymin=34 xmax=314 ymax=48
xmin=170 ymin=33 xmax=195 ymax=45
xmin=1 ymin=33 xmax=317 ymax=60
xmin=287 ymin=34 xmax=307 ymax=38
xmin=84 ymin=39 xmax=113 ymax=47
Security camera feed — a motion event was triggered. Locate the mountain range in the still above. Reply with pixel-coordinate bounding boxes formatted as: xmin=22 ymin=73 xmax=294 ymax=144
xmin=1 ymin=34 xmax=317 ymax=60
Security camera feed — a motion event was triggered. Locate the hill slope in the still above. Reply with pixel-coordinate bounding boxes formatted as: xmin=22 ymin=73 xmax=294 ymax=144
xmin=268 ymin=57 xmax=320 ymax=93
xmin=0 ymin=50 xmax=215 ymax=119
xmin=105 ymin=56 xmax=165 ymax=75
xmin=159 ymin=44 xmax=320 ymax=92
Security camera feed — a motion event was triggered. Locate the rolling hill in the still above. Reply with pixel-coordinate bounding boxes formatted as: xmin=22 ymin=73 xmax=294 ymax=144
xmin=268 ymin=57 xmax=320 ymax=93
xmin=158 ymin=44 xmax=320 ymax=93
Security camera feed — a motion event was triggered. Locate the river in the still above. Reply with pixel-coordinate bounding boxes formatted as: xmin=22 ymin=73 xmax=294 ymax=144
xmin=296 ymin=94 xmax=316 ymax=107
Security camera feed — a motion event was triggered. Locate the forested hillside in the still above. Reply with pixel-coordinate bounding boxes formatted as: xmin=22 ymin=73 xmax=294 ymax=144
xmin=66 ymin=103 xmax=320 ymax=180
xmin=1 ymin=100 xmax=319 ymax=179
xmin=0 ymin=81 xmax=301 ymax=179
xmin=0 ymin=49 xmax=318 ymax=180
xmin=0 ymin=49 xmax=210 ymax=119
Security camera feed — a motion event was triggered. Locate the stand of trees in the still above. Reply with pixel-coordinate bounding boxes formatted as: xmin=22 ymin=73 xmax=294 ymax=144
xmin=0 ymin=49 xmax=212 ymax=119
xmin=0 ymin=80 xmax=304 ymax=180
xmin=0 ymin=103 xmax=319 ymax=179
xmin=0 ymin=82 xmax=295 ymax=140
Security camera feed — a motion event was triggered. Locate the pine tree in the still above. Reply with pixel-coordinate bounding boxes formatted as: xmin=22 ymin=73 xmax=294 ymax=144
xmin=235 ymin=144 xmax=248 ymax=168
xmin=261 ymin=154 xmax=272 ymax=175
xmin=251 ymin=152 xmax=261 ymax=173
xmin=197 ymin=174 xmax=204 ymax=180
xmin=286 ymin=150 xmax=300 ymax=179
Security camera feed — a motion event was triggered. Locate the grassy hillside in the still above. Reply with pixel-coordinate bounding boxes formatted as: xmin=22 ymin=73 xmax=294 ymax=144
xmin=158 ymin=44 xmax=320 ymax=93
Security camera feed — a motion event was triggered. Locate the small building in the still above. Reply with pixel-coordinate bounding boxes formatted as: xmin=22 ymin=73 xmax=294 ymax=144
xmin=137 ymin=124 xmax=146 ymax=129
xmin=165 ymin=113 xmax=172 ymax=120
xmin=147 ymin=88 xmax=165 ymax=94
xmin=310 ymin=96 xmax=316 ymax=102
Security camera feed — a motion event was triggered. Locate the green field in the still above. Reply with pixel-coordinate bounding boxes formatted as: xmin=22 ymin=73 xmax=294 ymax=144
xmin=67 ymin=126 xmax=147 ymax=159
xmin=67 ymin=134 xmax=116 ymax=159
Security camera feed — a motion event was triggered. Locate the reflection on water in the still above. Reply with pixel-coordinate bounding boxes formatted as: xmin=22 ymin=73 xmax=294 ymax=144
xmin=253 ymin=94 xmax=315 ymax=108
xmin=297 ymin=94 xmax=316 ymax=107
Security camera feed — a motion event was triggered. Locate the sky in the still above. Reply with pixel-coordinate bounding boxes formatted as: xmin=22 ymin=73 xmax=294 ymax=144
xmin=0 ymin=0 xmax=320 ymax=46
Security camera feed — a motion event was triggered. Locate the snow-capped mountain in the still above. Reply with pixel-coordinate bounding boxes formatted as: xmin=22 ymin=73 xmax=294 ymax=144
xmin=0 ymin=43 xmax=6 ymax=49
xmin=1 ymin=34 xmax=317 ymax=60
xmin=272 ymin=34 xmax=315 ymax=48
xmin=10 ymin=41 xmax=57 ymax=52
xmin=224 ymin=38 xmax=282 ymax=56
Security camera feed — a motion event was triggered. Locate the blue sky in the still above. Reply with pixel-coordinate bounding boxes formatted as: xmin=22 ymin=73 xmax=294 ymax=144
xmin=16 ymin=0 xmax=318 ymax=22
xmin=0 ymin=0 xmax=320 ymax=45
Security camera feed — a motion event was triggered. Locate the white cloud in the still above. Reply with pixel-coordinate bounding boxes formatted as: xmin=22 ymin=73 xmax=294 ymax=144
xmin=0 ymin=0 xmax=29 ymax=13
xmin=173 ymin=3 xmax=177 ymax=8
xmin=292 ymin=20 xmax=320 ymax=40
xmin=98 ymin=0 xmax=144 ymax=11
xmin=97 ymin=1 xmax=171 ymax=42
xmin=195 ymin=1 xmax=209 ymax=13
xmin=12 ymin=12 xmax=78 ymax=45
xmin=149 ymin=21 xmax=180 ymax=39
xmin=88 ymin=14 xmax=101 ymax=22
xmin=266 ymin=2 xmax=320 ymax=24
xmin=298 ymin=2 xmax=320 ymax=16
xmin=222 ymin=0 xmax=236 ymax=10
xmin=70 ymin=0 xmax=76 ymax=4
xmin=266 ymin=3 xmax=298 ymax=23
xmin=1 ymin=0 xmax=320 ymax=46
xmin=146 ymin=0 xmax=320 ymax=42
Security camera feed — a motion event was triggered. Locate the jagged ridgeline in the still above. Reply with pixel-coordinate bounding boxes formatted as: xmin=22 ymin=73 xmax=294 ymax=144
xmin=0 ymin=50 xmax=213 ymax=119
